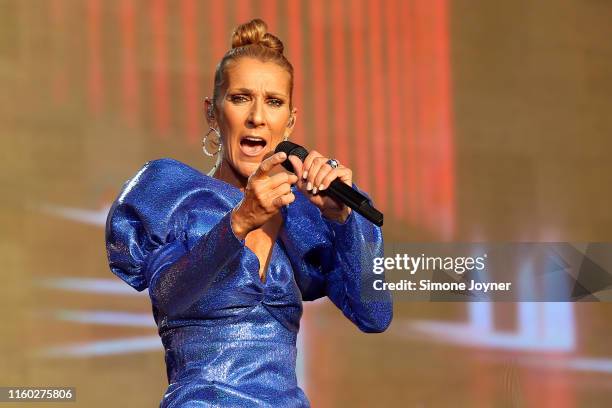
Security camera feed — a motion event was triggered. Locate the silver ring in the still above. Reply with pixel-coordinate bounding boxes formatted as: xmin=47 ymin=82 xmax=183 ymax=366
xmin=326 ymin=158 xmax=339 ymax=169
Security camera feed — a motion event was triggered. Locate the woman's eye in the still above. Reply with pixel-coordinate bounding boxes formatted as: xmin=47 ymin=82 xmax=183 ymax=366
xmin=230 ymin=95 xmax=249 ymax=103
xmin=267 ymin=99 xmax=284 ymax=107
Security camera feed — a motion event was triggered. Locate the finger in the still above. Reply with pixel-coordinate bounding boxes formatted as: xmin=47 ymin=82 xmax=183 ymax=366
xmin=267 ymin=171 xmax=298 ymax=190
xmin=320 ymin=167 xmax=351 ymax=190
xmin=302 ymin=150 xmax=323 ymax=180
xmin=313 ymin=163 xmax=333 ymax=191
xmin=262 ymin=183 xmax=291 ymax=210
xmin=254 ymin=152 xmax=287 ymax=178
xmin=287 ymin=155 xmax=304 ymax=179
xmin=249 ymin=172 xmax=293 ymax=201
xmin=272 ymin=192 xmax=295 ymax=208
xmin=269 ymin=182 xmax=292 ymax=200
xmin=307 ymin=156 xmax=328 ymax=193
xmin=336 ymin=166 xmax=353 ymax=186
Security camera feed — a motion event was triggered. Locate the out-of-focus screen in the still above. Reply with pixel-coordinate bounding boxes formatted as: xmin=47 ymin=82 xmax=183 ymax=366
xmin=2 ymin=0 xmax=612 ymax=406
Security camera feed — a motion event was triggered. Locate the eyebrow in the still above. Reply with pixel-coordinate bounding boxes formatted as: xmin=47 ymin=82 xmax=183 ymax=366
xmin=230 ymin=88 xmax=288 ymax=99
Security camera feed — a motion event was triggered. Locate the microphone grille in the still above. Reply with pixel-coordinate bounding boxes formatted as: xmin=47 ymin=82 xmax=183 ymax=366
xmin=275 ymin=141 xmax=308 ymax=161
xmin=275 ymin=141 xmax=309 ymax=173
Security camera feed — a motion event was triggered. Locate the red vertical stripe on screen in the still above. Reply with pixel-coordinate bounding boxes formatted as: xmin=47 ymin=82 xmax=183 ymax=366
xmin=367 ymin=0 xmax=387 ymax=210
xmin=120 ymin=0 xmax=139 ymax=127
xmin=384 ymin=0 xmax=403 ymax=219
xmin=399 ymin=1 xmax=415 ymax=223
xmin=151 ymin=0 xmax=170 ymax=136
xmin=427 ymin=3 xmax=439 ymax=232
xmin=286 ymin=0 xmax=304 ymax=145
xmin=412 ymin=1 xmax=429 ymax=229
xmin=235 ymin=0 xmax=251 ymax=24
xmin=309 ymin=0 xmax=328 ymax=152
xmin=259 ymin=0 xmax=278 ymax=32
xmin=418 ymin=0 xmax=455 ymax=236
xmin=416 ymin=2 xmax=433 ymax=231
xmin=210 ymin=1 xmax=227 ymax=66
xmin=428 ymin=1 xmax=443 ymax=233
xmin=349 ymin=0 xmax=370 ymax=193
xmin=330 ymin=0 xmax=348 ymax=164
xmin=181 ymin=0 xmax=200 ymax=144
xmin=86 ymin=0 xmax=103 ymax=114
xmin=434 ymin=0 xmax=455 ymax=238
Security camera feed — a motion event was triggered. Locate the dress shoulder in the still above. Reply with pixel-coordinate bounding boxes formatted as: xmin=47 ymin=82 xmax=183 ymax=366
xmin=105 ymin=158 xmax=241 ymax=291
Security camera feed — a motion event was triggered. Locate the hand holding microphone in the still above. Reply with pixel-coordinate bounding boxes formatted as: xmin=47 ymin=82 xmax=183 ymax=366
xmin=276 ymin=141 xmax=384 ymax=226
xmin=286 ymin=150 xmax=353 ymax=223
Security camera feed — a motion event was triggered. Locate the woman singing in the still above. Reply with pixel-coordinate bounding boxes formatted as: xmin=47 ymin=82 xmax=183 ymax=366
xmin=105 ymin=19 xmax=392 ymax=407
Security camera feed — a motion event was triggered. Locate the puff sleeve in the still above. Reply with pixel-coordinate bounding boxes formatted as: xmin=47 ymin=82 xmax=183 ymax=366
xmin=105 ymin=158 xmax=245 ymax=317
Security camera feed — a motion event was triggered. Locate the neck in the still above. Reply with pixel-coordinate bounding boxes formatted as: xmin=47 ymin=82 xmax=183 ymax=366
xmin=213 ymin=160 xmax=248 ymax=192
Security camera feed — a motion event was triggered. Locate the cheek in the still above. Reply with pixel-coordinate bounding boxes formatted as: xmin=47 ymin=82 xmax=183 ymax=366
xmin=218 ymin=115 xmax=243 ymax=150
xmin=271 ymin=116 xmax=290 ymax=139
xmin=219 ymin=105 xmax=245 ymax=134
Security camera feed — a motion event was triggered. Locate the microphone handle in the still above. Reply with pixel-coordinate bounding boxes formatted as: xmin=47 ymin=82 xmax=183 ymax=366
xmin=325 ymin=180 xmax=384 ymax=227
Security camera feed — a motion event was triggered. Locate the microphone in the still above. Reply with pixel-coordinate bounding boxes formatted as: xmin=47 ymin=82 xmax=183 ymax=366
xmin=275 ymin=141 xmax=384 ymax=227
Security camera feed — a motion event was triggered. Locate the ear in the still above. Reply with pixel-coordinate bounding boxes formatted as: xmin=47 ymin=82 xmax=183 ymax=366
xmin=204 ymin=97 xmax=216 ymax=127
xmin=284 ymin=108 xmax=298 ymax=137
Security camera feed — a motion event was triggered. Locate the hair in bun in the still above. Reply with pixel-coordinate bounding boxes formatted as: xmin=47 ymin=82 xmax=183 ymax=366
xmin=212 ymin=19 xmax=294 ymax=109
xmin=231 ymin=19 xmax=284 ymax=54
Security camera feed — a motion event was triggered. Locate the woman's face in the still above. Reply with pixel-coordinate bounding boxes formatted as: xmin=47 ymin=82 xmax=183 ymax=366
xmin=211 ymin=57 xmax=296 ymax=179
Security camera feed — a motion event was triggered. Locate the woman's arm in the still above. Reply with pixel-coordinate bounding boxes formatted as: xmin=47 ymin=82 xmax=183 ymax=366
xmin=322 ymin=211 xmax=393 ymax=333
xmin=283 ymin=154 xmax=393 ymax=333
xmin=280 ymin=192 xmax=393 ymax=333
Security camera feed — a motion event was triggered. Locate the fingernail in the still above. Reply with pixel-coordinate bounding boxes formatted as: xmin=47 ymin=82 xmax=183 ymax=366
xmin=306 ymin=182 xmax=312 ymax=191
xmin=302 ymin=171 xmax=308 ymax=179
xmin=312 ymin=187 xmax=318 ymax=194
xmin=319 ymin=184 xmax=325 ymax=191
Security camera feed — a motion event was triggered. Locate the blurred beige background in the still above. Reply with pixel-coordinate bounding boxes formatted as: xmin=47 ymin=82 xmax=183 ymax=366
xmin=2 ymin=0 xmax=612 ymax=406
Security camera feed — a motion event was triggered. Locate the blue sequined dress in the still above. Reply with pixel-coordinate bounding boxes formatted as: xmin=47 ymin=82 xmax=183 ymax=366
xmin=105 ymin=158 xmax=393 ymax=407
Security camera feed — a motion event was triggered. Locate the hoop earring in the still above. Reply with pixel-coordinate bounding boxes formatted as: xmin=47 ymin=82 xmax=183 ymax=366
xmin=202 ymin=127 xmax=222 ymax=157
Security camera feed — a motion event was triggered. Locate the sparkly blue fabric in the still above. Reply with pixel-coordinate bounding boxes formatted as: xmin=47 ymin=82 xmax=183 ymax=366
xmin=105 ymin=158 xmax=392 ymax=407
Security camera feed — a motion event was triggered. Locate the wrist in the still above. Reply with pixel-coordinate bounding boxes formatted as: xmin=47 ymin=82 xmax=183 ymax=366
xmin=231 ymin=206 xmax=252 ymax=240
xmin=322 ymin=206 xmax=352 ymax=224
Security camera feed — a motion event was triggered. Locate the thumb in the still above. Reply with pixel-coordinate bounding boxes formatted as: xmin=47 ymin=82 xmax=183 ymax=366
xmin=287 ymin=155 xmax=304 ymax=179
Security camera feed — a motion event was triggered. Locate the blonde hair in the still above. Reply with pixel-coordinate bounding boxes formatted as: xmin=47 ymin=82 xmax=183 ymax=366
xmin=212 ymin=19 xmax=294 ymax=109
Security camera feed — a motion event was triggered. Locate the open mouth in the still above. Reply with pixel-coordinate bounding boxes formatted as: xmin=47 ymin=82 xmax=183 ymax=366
xmin=239 ymin=136 xmax=267 ymax=157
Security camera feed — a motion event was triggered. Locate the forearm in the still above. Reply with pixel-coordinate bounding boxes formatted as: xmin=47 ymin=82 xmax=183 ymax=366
xmin=324 ymin=211 xmax=393 ymax=332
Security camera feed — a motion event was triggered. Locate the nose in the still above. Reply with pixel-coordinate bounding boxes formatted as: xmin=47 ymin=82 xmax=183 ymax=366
xmin=246 ymin=99 xmax=265 ymax=128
